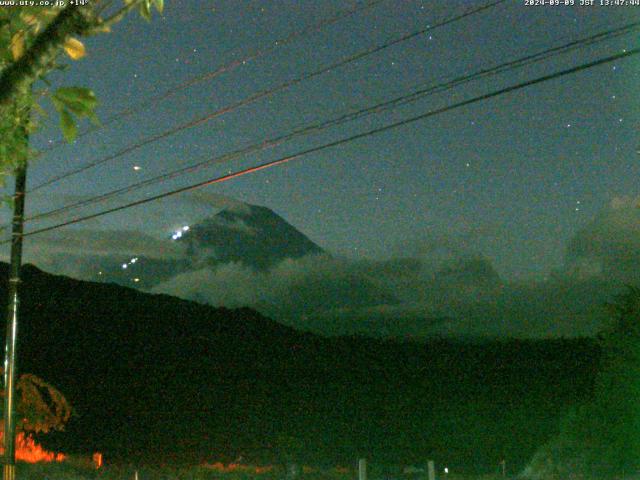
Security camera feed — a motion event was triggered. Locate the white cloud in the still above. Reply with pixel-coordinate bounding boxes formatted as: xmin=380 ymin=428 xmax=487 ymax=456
xmin=565 ymin=196 xmax=640 ymax=281
xmin=182 ymin=191 xmax=252 ymax=215
xmin=24 ymin=228 xmax=187 ymax=260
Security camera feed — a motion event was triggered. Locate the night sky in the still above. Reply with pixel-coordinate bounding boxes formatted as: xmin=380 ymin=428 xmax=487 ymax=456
xmin=1 ymin=0 xmax=638 ymax=337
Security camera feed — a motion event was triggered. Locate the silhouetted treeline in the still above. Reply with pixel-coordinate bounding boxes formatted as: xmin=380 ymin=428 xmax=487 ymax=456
xmin=0 ymin=264 xmax=601 ymax=473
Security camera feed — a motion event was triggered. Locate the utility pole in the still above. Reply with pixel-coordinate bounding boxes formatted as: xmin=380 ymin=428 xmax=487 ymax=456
xmin=3 ymin=162 xmax=27 ymax=480
xmin=2 ymin=95 xmax=29 ymax=480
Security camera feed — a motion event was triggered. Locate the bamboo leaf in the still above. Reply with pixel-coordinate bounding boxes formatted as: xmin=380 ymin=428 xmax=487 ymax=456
xmin=20 ymin=13 xmax=41 ymax=33
xmin=53 ymin=87 xmax=97 ymax=116
xmin=59 ymin=109 xmax=77 ymax=142
xmin=139 ymin=0 xmax=152 ymax=21
xmin=152 ymin=0 xmax=164 ymax=13
xmin=63 ymin=37 xmax=86 ymax=60
xmin=88 ymin=22 xmax=112 ymax=34
xmin=10 ymin=30 xmax=25 ymax=61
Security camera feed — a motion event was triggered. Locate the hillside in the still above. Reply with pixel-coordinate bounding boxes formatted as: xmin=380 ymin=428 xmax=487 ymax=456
xmin=0 ymin=263 xmax=599 ymax=472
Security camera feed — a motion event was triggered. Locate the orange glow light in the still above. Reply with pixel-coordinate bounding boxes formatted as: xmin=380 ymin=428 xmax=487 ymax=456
xmin=92 ymin=452 xmax=103 ymax=469
xmin=0 ymin=432 xmax=66 ymax=463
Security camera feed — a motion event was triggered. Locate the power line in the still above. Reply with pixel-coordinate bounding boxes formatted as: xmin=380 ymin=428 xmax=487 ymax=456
xmin=28 ymin=0 xmax=506 ymax=193
xmin=20 ymin=19 xmax=640 ymax=227
xmin=14 ymin=47 xmax=638 ymax=241
xmin=381 ymin=19 xmax=639 ymax=112
xmin=38 ymin=0 xmax=389 ymax=152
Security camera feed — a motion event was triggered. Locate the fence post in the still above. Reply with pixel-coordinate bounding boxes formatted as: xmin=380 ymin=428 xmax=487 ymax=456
xmin=286 ymin=462 xmax=300 ymax=480
xmin=427 ymin=460 xmax=435 ymax=480
xmin=358 ymin=458 xmax=367 ymax=480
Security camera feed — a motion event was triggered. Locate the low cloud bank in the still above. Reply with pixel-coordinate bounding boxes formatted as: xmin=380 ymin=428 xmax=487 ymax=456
xmin=565 ymin=196 xmax=640 ymax=282
xmin=13 ymin=195 xmax=640 ymax=338
xmin=151 ymin=252 xmax=614 ymax=338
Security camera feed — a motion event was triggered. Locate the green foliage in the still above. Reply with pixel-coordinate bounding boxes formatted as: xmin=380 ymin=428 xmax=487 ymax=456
xmin=587 ymin=287 xmax=640 ymax=472
xmin=526 ymin=287 xmax=640 ymax=478
xmin=153 ymin=0 xmax=165 ymax=14
xmin=0 ymin=86 xmax=33 ymax=177
xmin=58 ymin=109 xmax=76 ymax=143
xmin=0 ymin=6 xmax=82 ymax=178
xmin=0 ymin=1 xmax=162 ymax=183
xmin=0 ymin=7 xmax=60 ymax=68
xmin=131 ymin=0 xmax=164 ymax=21
xmin=273 ymin=433 xmax=305 ymax=465
xmin=14 ymin=462 xmax=352 ymax=480
xmin=51 ymin=87 xmax=98 ymax=142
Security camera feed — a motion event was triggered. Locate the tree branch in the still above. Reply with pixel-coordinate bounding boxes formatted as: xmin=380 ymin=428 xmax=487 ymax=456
xmin=0 ymin=5 xmax=96 ymax=110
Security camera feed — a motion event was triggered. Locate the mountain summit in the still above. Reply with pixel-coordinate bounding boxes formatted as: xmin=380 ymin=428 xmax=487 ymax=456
xmin=182 ymin=203 xmax=324 ymax=270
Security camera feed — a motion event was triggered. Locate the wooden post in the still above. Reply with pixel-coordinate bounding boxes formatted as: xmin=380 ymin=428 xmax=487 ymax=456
xmin=427 ymin=460 xmax=435 ymax=480
xmin=286 ymin=462 xmax=299 ymax=480
xmin=358 ymin=458 xmax=367 ymax=480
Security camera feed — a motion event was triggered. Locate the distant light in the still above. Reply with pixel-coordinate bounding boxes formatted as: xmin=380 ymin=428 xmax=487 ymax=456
xmin=133 ymin=165 xmax=141 ymax=171
xmin=131 ymin=258 xmax=138 ymax=263
xmin=121 ymin=264 xmax=127 ymax=269
xmin=133 ymin=278 xmax=140 ymax=283
xmin=444 ymin=468 xmax=449 ymax=474
xmin=98 ymin=271 xmax=103 ymax=275
xmin=171 ymin=227 xmax=188 ymax=240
